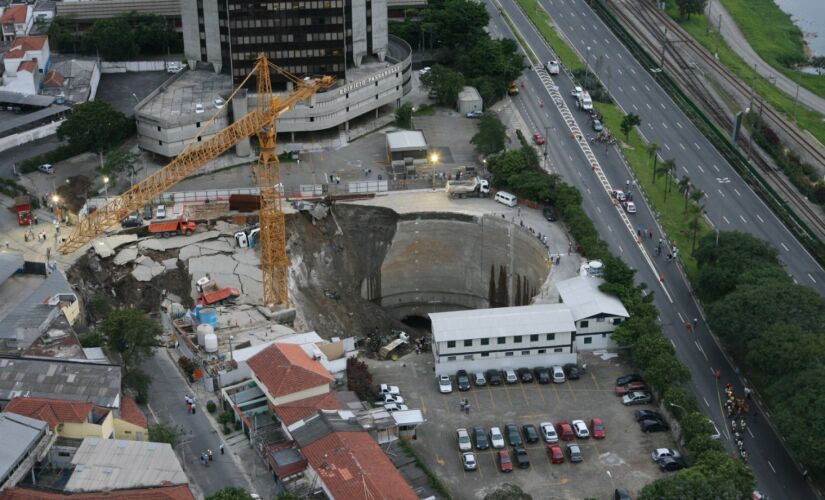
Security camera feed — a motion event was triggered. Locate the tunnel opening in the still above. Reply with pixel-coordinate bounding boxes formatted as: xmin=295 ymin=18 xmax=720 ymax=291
xmin=401 ymin=315 xmax=432 ymax=332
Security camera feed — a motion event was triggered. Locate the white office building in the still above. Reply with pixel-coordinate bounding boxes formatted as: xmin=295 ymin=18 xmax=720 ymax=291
xmin=556 ymin=275 xmax=629 ymax=351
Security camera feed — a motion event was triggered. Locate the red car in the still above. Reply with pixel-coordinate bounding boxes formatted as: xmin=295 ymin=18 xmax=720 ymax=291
xmin=533 ymin=133 xmax=546 ymax=145
xmin=497 ymin=450 xmax=513 ymax=472
xmin=547 ymin=445 xmax=564 ymax=464
xmin=556 ymin=421 xmax=575 ymax=441
xmin=614 ymin=381 xmax=648 ymax=396
xmin=591 ymin=418 xmax=606 ymax=439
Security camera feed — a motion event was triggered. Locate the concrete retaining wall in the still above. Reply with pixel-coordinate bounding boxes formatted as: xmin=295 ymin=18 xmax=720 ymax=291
xmin=0 ymin=120 xmax=63 ymax=153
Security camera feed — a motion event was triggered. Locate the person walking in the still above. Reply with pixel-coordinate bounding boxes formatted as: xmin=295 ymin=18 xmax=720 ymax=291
xmin=744 ymin=387 xmax=752 ymax=400
xmin=208 ymin=449 xmax=213 ymax=461
xmin=220 ymin=444 xmax=225 ymax=455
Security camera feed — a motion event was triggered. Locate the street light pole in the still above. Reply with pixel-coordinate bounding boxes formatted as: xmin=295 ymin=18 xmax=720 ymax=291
xmin=429 ymin=152 xmax=439 ymax=190
xmin=103 ymin=176 xmax=109 ymax=201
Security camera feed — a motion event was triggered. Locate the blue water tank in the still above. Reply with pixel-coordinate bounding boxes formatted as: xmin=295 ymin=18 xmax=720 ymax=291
xmin=197 ymin=307 xmax=218 ymax=328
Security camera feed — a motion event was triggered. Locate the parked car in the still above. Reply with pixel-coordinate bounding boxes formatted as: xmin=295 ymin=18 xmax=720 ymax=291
xmin=143 ymin=205 xmax=153 ymax=220
xmin=462 ymin=452 xmax=477 ymax=471
xmin=121 ymin=212 xmax=142 ymax=228
xmin=615 ymin=381 xmax=648 ymax=396
xmin=166 ymin=61 xmax=182 ymax=73
xmin=547 ymin=444 xmax=564 ymax=463
xmin=195 ymin=103 xmax=204 ymax=114
xmin=504 ymin=424 xmax=522 ymax=446
xmin=624 ymin=201 xmax=637 ymax=214
xmin=612 ymin=189 xmax=626 ymax=202
xmin=658 ymin=456 xmax=687 ymax=472
xmin=571 ymin=86 xmax=583 ymax=98
xmin=534 ymin=367 xmax=551 ymax=384
xmin=614 ymin=488 xmax=632 ymax=500
xmin=465 ymin=110 xmax=483 ymax=119
xmin=514 ymin=447 xmax=530 ymax=468
xmin=214 ymin=97 xmax=225 ymax=109
xmin=651 ymin=448 xmax=682 ymax=462
xmin=156 ymin=205 xmax=167 ymax=219
xmin=474 ymin=427 xmax=489 ymax=450
xmin=38 ymin=163 xmax=54 ymax=174
xmin=473 ymin=372 xmax=487 ymax=386
xmin=456 ymin=428 xmax=472 ymax=451
xmin=541 ymin=205 xmax=557 ymax=222
xmin=497 ymin=450 xmax=513 ymax=472
xmin=383 ymin=402 xmax=408 ymax=412
xmin=622 ymin=391 xmax=653 ymax=406
xmin=381 ymin=394 xmax=405 ymax=404
xmin=419 ymin=66 xmax=431 ymax=76
xmin=616 ymin=374 xmax=643 ymax=386
xmin=566 ymin=443 xmax=583 ymax=463
xmin=591 ymin=418 xmax=606 ymax=439
xmin=490 ymin=427 xmax=505 ymax=449
xmin=438 ymin=375 xmax=453 ymax=394
xmin=592 ymin=119 xmax=604 ymax=132
xmin=378 ymin=384 xmax=400 ymax=396
xmin=556 ymin=421 xmax=575 ymax=441
xmin=504 ymin=369 xmax=518 ymax=384
xmin=634 ymin=410 xmax=665 ymax=422
xmin=540 ymin=422 xmax=558 ymax=443
xmin=563 ymin=364 xmax=580 ymax=380
xmin=487 ymin=369 xmax=502 ymax=386
xmin=517 ymin=367 xmax=534 ymax=383
xmin=640 ymin=419 xmax=670 ymax=433
xmin=571 ymin=420 xmax=590 ymax=438
xmin=546 ymin=59 xmax=560 ymax=75
xmin=456 ymin=370 xmax=471 ymax=391
xmin=552 ymin=365 xmax=566 ymax=384
xmin=533 ymin=133 xmax=546 ymax=145
xmin=522 ymin=424 xmax=539 ymax=443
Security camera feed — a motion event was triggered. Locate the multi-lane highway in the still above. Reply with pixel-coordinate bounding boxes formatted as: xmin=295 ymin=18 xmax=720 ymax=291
xmin=484 ymin=0 xmax=819 ymax=497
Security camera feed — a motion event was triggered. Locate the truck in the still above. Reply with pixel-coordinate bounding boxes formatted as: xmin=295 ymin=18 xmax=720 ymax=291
xmin=196 ymin=276 xmax=240 ymax=306
xmin=14 ymin=195 xmax=32 ymax=226
xmin=234 ymin=227 xmax=260 ymax=248
xmin=148 ymin=216 xmax=197 ymax=237
xmin=445 ymin=177 xmax=490 ymax=199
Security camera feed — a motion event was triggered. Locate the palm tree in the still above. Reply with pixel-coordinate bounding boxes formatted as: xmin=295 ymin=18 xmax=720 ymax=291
xmin=648 ymin=142 xmax=660 ymax=184
xmin=678 ymin=176 xmax=691 ymax=212
xmin=688 ymin=204 xmax=707 ymax=252
xmin=689 ymin=188 xmax=705 ymax=206
xmin=656 ymin=159 xmax=676 ymax=202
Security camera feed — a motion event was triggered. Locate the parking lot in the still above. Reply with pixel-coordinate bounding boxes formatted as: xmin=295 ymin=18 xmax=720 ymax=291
xmin=367 ymin=351 xmax=676 ymax=499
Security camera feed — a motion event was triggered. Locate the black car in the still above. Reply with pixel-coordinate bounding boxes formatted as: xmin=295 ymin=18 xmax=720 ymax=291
xmin=514 ymin=447 xmax=530 ymax=468
xmin=474 ymin=427 xmax=489 ymax=450
xmin=634 ymin=410 xmax=665 ymax=423
xmin=542 ymin=206 xmax=557 ymax=222
xmin=521 ymin=424 xmax=539 ymax=443
xmin=563 ymin=364 xmax=580 ymax=380
xmin=504 ymin=424 xmax=522 ymax=446
xmin=517 ymin=367 xmax=534 ymax=383
xmin=640 ymin=419 xmax=670 ymax=433
xmin=658 ymin=456 xmax=687 ymax=472
xmin=486 ymin=369 xmax=502 ymax=386
xmin=121 ymin=212 xmax=142 ymax=227
xmin=456 ymin=370 xmax=471 ymax=391
xmin=534 ymin=367 xmax=551 ymax=384
xmin=616 ymin=374 xmax=643 ymax=386
xmin=143 ymin=205 xmax=153 ymax=220
xmin=614 ymin=489 xmax=632 ymax=500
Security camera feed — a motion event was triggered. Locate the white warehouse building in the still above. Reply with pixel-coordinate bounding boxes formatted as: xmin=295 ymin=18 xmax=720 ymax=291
xmin=429 ymin=275 xmax=628 ymax=376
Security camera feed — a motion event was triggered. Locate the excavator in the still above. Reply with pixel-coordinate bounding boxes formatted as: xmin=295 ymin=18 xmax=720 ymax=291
xmin=57 ymin=55 xmax=335 ymax=307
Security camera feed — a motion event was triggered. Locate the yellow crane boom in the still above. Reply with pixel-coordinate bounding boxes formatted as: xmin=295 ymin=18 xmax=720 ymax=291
xmin=59 ymin=54 xmax=334 ymax=307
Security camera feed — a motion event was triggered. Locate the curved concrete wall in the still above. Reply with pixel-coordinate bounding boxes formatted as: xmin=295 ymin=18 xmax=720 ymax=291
xmin=361 ymin=213 xmax=551 ymax=320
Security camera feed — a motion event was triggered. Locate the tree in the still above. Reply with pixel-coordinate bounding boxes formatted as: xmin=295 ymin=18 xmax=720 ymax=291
xmin=689 ymin=188 xmax=705 ymax=206
xmin=426 ymin=0 xmax=490 ymax=50
xmin=687 ymin=204 xmax=706 ymax=251
xmin=122 ymin=368 xmax=151 ymax=404
xmin=483 ymin=483 xmax=532 ymax=500
xmin=82 ymin=17 xmax=139 ymax=60
xmin=745 ymin=325 xmax=825 ymax=381
xmin=420 ymin=65 xmax=465 ymax=107
xmin=675 ymin=0 xmax=707 ymax=20
xmin=57 ymin=101 xmax=133 ymax=153
xmin=206 ymin=488 xmax=253 ymax=500
xmin=647 ymin=142 xmax=660 ymax=183
xmin=395 ymin=103 xmax=414 ymax=129
xmin=662 ymin=386 xmax=699 ymax=419
xmin=694 ymin=231 xmax=782 ymax=302
xmin=620 ymin=113 xmax=641 ymax=141
xmin=656 ymin=159 xmax=676 ymax=202
xmin=471 ymin=113 xmax=507 ymax=155
xmin=128 ymin=12 xmax=178 ymax=54
xmin=99 ymin=308 xmax=162 ymax=369
xmin=78 ymin=329 xmax=105 ymax=348
xmin=101 ymin=148 xmax=140 ymax=180
xmin=677 ymin=176 xmax=691 ymax=212
xmin=48 ymin=18 xmax=79 ymax=53
xmin=496 ymin=265 xmax=509 ymax=307
xmin=346 ymin=357 xmax=374 ymax=401
xmin=770 ymin=366 xmax=825 ymax=469
xmin=148 ymin=423 xmax=178 ymax=446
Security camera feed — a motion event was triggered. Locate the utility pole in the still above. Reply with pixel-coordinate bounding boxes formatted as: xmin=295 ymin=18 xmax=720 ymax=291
xmin=715 ymin=14 xmax=721 ymax=58
xmin=659 ymin=27 xmax=669 ymax=72
xmin=793 ymin=83 xmax=800 ymax=122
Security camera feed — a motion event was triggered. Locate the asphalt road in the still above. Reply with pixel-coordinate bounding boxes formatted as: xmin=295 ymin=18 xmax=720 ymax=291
xmin=0 ymin=135 xmax=62 ymax=179
xmin=142 ymin=349 xmax=253 ymax=497
xmin=485 ymin=0 xmax=816 ymax=497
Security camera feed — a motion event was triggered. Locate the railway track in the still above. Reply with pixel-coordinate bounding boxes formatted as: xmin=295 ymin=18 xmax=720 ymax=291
xmin=606 ymin=0 xmax=825 ymax=239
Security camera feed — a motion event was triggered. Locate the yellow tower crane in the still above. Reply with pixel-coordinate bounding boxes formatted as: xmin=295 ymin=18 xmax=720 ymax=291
xmin=58 ymin=55 xmax=335 ymax=307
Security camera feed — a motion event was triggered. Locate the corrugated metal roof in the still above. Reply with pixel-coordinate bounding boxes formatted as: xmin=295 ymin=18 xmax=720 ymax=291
xmin=0 ymin=91 xmax=56 ymax=108
xmin=0 ymin=104 xmax=70 ymax=135
xmin=0 ymin=412 xmax=48 ymax=485
xmin=555 ymin=276 xmax=629 ymax=321
xmin=0 ymin=254 xmax=24 ymax=286
xmin=65 ymin=439 xmax=186 ymax=492
xmin=0 ymin=270 xmax=74 ymax=346
xmin=0 ymin=358 xmax=121 ymax=409
xmin=386 ymin=130 xmax=427 ymax=151
xmin=429 ymin=304 xmax=576 ymax=342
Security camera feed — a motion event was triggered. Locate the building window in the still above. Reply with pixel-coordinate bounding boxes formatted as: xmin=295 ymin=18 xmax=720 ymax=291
xmin=538 ymin=349 xmax=546 ymax=354
xmin=521 ymin=350 xmax=530 ymax=355
xmin=546 ymin=333 xmax=555 ymax=341
xmin=505 ymin=351 xmax=514 ymax=357
xmin=514 ymin=336 xmax=522 ymax=343
xmin=554 ymin=348 xmax=563 ymax=353
xmin=196 ymin=122 xmax=201 ymax=128
xmin=158 ymin=140 xmax=163 ymax=145
xmin=447 ymin=341 xmax=455 ymax=348
xmin=464 ymin=339 xmax=472 ymax=347
xmin=580 ymin=320 xmax=589 ymax=328
xmin=157 ymin=126 xmax=161 ymax=132
xmin=497 ymin=337 xmax=506 ymax=345
xmin=481 ymin=352 xmax=490 ymax=357
xmin=481 ymin=338 xmax=489 ymax=346
xmin=530 ymin=334 xmax=538 ymax=342
xmin=584 ymin=337 xmax=593 ymax=344
xmin=464 ymin=354 xmax=474 ymax=360
xmin=613 ymin=318 xmax=623 ymax=325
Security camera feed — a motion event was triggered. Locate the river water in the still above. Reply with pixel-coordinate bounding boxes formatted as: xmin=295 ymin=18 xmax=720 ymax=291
xmin=773 ymin=0 xmax=825 ymax=57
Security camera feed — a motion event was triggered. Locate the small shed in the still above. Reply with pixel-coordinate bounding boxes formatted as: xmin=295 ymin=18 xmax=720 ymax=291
xmin=386 ymin=130 xmax=429 ymax=178
xmin=457 ymin=86 xmax=482 ymax=114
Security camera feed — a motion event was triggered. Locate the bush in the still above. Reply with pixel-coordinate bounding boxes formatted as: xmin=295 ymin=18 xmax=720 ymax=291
xmin=346 ymin=357 xmax=375 ymax=402
xmin=78 ymin=329 xmax=105 ymax=348
xmin=178 ymin=356 xmax=197 ymax=381
xmin=207 ymin=401 xmax=217 ymax=413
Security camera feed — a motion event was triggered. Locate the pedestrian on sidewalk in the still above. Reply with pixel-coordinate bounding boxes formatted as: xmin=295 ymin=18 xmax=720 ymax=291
xmin=33 ymin=215 xmax=38 ymax=225
xmin=744 ymin=387 xmax=752 ymax=399
xmin=208 ymin=449 xmax=213 ymax=461
xmin=220 ymin=444 xmax=225 ymax=455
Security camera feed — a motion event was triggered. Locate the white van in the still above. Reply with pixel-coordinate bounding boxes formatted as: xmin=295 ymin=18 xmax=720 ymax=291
xmin=495 ymin=191 xmax=518 ymax=207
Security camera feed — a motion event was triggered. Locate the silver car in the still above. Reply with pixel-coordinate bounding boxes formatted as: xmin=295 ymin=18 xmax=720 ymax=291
xmin=552 ymin=366 xmax=566 ymax=384
xmin=489 ymin=427 xmax=505 ymax=449
xmin=462 ymin=452 xmax=477 ymax=471
xmin=457 ymin=428 xmax=472 ymax=451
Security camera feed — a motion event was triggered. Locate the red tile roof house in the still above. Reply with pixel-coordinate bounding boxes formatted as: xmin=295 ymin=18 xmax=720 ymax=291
xmin=1 ymin=5 xmax=33 ymax=41
xmin=0 ymin=485 xmax=195 ymax=499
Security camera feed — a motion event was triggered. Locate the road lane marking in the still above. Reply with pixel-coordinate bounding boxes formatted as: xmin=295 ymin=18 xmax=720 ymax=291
xmin=660 ymin=102 xmax=666 ymax=109
xmin=781 ymin=242 xmax=789 ymax=252
xmin=147 ymin=404 xmax=160 ymax=424
xmin=747 ymin=427 xmax=754 ymax=438
xmin=679 ymin=143 xmax=686 ymax=150
xmin=717 ymin=189 xmax=726 ymax=198
xmin=617 ymin=68 xmax=623 ymax=74
xmin=670 ymin=339 xmax=676 ymax=349
xmin=723 ymin=216 xmax=730 ymax=224
xmin=631 ymin=85 xmax=637 ymax=92
xmin=756 ymin=214 xmax=764 ymax=223
xmin=677 ymin=312 xmax=685 ymax=323
xmin=696 ymin=164 xmax=704 ymax=173
xmin=739 ymin=214 xmax=747 ymax=223
xmin=618 ymin=86 xmax=624 ymax=93
xmin=676 ymin=121 xmax=683 ymax=129
xmin=682 ymin=166 xmax=689 ymax=174
xmin=733 ymin=188 xmax=741 ymax=196
xmin=629 ymin=67 xmax=635 ymax=74
xmin=694 ymin=341 xmax=708 ymax=360
xmin=664 ymin=143 xmax=671 ymax=151
xmin=694 ymin=142 xmax=701 ymax=150
xmin=768 ymin=461 xmax=776 ymax=473
xmin=644 ymin=84 xmax=650 ymax=91
xmin=645 ymin=103 xmax=652 ymax=110
xmin=632 ymin=104 xmax=638 ymax=111
xmin=712 ymin=164 xmax=720 ymax=172
xmin=662 ymin=122 xmax=668 ymax=129
xmin=809 ymin=273 xmax=817 ymax=284
xmin=703 ymin=397 xmax=710 ymax=407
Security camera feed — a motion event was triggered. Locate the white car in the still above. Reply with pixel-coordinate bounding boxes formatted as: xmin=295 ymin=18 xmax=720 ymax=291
xmin=166 ymin=61 xmax=181 ymax=73
xmin=571 ymin=86 xmax=583 ymax=98
xmin=552 ymin=366 xmax=566 ymax=384
xmin=195 ymin=103 xmax=204 ymax=114
xmin=462 ymin=452 xmax=477 ymax=471
xmin=378 ymin=384 xmax=400 ymax=396
xmin=155 ymin=205 xmax=167 ymax=219
xmin=383 ymin=402 xmax=409 ymax=413
xmin=457 ymin=428 xmax=472 ymax=451
xmin=540 ymin=422 xmax=558 ymax=443
xmin=438 ymin=375 xmax=453 ymax=394
xmin=546 ymin=60 xmax=560 ymax=75
xmin=489 ymin=427 xmax=505 ymax=449
xmin=38 ymin=163 xmax=54 ymax=174
xmin=381 ymin=394 xmax=405 ymax=405
xmin=624 ymin=201 xmax=637 ymax=214
xmin=613 ymin=189 xmax=626 ymax=201
xmin=572 ymin=420 xmax=590 ymax=438
xmin=505 ymin=369 xmax=518 ymax=384
xmin=651 ymin=448 xmax=682 ymax=462
xmin=419 ymin=66 xmax=431 ymax=77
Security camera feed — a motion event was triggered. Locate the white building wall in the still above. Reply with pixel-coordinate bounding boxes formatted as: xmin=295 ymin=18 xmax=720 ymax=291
xmin=351 ymin=0 xmax=367 ymax=66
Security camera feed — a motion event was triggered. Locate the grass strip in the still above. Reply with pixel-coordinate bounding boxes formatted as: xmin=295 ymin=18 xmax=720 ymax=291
xmin=398 ymin=439 xmax=452 ymax=499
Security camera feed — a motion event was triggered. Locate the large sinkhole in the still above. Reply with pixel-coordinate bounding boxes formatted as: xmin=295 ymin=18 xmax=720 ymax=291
xmin=288 ymin=204 xmax=552 ymax=338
